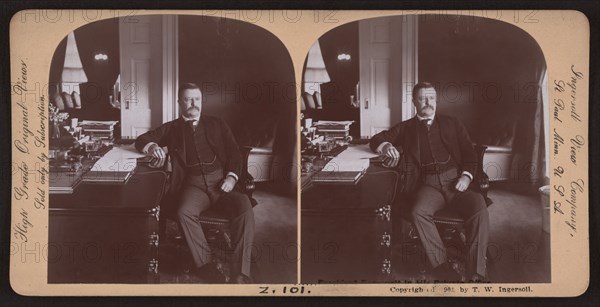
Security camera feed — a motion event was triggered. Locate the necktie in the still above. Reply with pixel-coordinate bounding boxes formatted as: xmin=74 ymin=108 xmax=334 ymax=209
xmin=422 ymin=118 xmax=432 ymax=130
xmin=184 ymin=120 xmax=199 ymax=165
xmin=187 ymin=119 xmax=197 ymax=132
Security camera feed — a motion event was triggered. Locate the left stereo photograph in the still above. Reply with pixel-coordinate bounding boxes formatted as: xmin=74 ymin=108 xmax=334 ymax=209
xmin=39 ymin=14 xmax=298 ymax=285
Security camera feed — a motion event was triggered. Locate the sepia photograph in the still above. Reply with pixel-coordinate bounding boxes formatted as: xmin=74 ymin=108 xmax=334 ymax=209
xmin=8 ymin=9 xmax=589 ymax=297
xmin=301 ymin=14 xmax=551 ymax=284
xmin=45 ymin=14 xmax=297 ymax=284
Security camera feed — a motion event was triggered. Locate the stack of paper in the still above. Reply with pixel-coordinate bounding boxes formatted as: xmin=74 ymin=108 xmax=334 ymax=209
xmin=80 ymin=120 xmax=119 ymax=141
xmin=314 ymin=120 xmax=354 ymax=139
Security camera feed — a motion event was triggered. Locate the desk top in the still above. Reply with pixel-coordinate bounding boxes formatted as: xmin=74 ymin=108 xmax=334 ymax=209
xmin=49 ymin=166 xmax=167 ymax=211
xmin=301 ymin=144 xmax=380 ymax=191
xmin=302 ymin=164 xmax=399 ymax=211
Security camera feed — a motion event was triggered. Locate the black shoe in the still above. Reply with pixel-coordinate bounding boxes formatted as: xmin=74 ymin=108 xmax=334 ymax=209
xmin=194 ymin=262 xmax=230 ymax=283
xmin=430 ymin=262 xmax=462 ymax=283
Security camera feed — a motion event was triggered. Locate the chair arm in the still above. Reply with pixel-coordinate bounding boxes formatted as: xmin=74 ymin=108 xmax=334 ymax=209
xmin=238 ymin=145 xmax=258 ymax=207
xmin=240 ymin=173 xmax=256 ymax=194
xmin=473 ymin=144 xmax=493 ymax=206
xmin=237 ymin=146 xmax=254 ymax=191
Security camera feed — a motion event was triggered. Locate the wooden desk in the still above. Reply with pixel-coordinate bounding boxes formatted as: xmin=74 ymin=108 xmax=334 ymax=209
xmin=301 ymin=164 xmax=399 ymax=283
xmin=48 ymin=166 xmax=167 ymax=283
xmin=300 ymin=157 xmax=329 ymax=191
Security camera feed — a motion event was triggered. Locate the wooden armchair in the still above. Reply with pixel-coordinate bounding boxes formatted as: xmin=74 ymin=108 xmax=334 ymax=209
xmin=158 ymin=146 xmax=257 ymax=278
xmin=398 ymin=144 xmax=491 ymax=281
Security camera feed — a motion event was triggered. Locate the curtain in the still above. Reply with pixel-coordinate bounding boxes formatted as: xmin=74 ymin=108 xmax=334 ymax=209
xmin=74 ymin=19 xmax=120 ymax=90
xmin=512 ymin=61 xmax=547 ymax=193
xmin=318 ymin=36 xmax=346 ymax=106
xmin=530 ymin=65 xmax=548 ymax=187
xmin=61 ymin=32 xmax=88 ymax=88
xmin=74 ymin=19 xmax=120 ymax=120
xmin=48 ymin=36 xmax=68 ymax=100
xmin=318 ymin=37 xmax=346 ymax=89
xmin=304 ymin=41 xmax=330 ymax=88
xmin=317 ymin=21 xmax=359 ymax=109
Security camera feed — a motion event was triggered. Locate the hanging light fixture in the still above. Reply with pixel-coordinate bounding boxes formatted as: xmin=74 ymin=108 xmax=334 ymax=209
xmin=94 ymin=53 xmax=109 ymax=61
xmin=337 ymin=53 xmax=351 ymax=61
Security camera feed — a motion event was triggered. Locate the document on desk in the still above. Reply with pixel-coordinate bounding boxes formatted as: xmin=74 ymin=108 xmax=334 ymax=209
xmin=106 ymin=144 xmax=147 ymax=160
xmin=82 ymin=145 xmax=142 ymax=182
xmin=320 ymin=145 xmax=378 ymax=172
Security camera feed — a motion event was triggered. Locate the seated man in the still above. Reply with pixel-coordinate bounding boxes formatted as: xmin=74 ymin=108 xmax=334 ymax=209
xmin=369 ymin=82 xmax=489 ymax=282
xmin=135 ymin=83 xmax=254 ymax=283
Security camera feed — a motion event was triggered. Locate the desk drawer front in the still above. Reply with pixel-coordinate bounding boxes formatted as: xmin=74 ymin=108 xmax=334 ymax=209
xmin=48 ymin=211 xmax=159 ymax=283
xmin=301 ymin=210 xmax=392 ymax=283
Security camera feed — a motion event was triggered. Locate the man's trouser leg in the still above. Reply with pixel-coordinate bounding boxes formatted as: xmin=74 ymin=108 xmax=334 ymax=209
xmin=177 ymin=176 xmax=213 ymax=269
xmin=411 ymin=185 xmax=447 ymax=269
xmin=215 ymin=191 xmax=255 ymax=278
xmin=448 ymin=189 xmax=489 ymax=278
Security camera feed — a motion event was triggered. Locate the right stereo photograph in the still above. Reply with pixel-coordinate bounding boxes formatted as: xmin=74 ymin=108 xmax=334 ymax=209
xmin=300 ymin=14 xmax=550 ymax=284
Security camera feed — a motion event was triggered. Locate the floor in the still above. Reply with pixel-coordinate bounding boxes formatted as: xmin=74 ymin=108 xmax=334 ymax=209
xmin=485 ymin=187 xmax=551 ymax=283
xmin=157 ymin=182 xmax=298 ymax=284
xmin=156 ymin=184 xmax=549 ymax=284
xmin=392 ymin=186 xmax=551 ymax=283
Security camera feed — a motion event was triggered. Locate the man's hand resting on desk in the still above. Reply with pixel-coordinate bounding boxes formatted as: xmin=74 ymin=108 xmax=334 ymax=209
xmin=149 ymin=157 xmax=166 ymax=169
xmin=221 ymin=176 xmax=236 ymax=193
xmin=382 ymin=156 xmax=400 ymax=168
xmin=381 ymin=143 xmax=401 ymax=159
xmin=147 ymin=143 xmax=167 ymax=159
xmin=455 ymin=175 xmax=472 ymax=192
xmin=381 ymin=143 xmax=401 ymax=168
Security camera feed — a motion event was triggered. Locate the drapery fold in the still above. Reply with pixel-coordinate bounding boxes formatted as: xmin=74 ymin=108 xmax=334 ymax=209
xmin=74 ymin=19 xmax=120 ymax=92
xmin=531 ymin=67 xmax=548 ymax=186
xmin=48 ymin=36 xmax=68 ymax=101
xmin=73 ymin=19 xmax=120 ymax=120
xmin=512 ymin=61 xmax=547 ymax=193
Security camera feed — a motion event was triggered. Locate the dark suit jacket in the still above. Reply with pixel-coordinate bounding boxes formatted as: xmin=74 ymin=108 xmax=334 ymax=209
xmin=135 ymin=115 xmax=242 ymax=207
xmin=369 ymin=114 xmax=478 ymax=193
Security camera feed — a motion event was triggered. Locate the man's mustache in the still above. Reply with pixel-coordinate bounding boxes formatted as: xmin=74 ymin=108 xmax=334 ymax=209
xmin=187 ymin=106 xmax=200 ymax=111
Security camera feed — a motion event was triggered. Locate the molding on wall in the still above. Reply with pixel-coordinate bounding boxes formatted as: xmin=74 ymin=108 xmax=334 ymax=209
xmin=162 ymin=15 xmax=179 ymax=123
xmin=401 ymin=15 xmax=418 ymax=121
